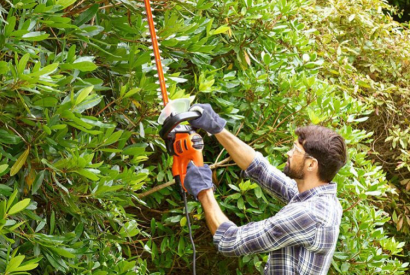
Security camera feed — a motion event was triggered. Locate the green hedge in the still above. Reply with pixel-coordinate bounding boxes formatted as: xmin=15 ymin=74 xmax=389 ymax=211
xmin=0 ymin=0 xmax=408 ymax=274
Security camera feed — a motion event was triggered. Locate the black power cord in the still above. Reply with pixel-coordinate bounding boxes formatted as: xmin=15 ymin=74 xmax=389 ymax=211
xmin=183 ymin=191 xmax=196 ymax=275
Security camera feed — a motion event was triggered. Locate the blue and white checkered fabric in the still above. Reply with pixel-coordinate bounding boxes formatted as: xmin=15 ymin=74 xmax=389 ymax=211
xmin=213 ymin=153 xmax=343 ymax=274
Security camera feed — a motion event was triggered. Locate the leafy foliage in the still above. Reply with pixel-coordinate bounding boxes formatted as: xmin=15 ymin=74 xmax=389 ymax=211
xmin=0 ymin=0 xmax=408 ymax=274
xmin=303 ymin=0 xmax=410 ymax=260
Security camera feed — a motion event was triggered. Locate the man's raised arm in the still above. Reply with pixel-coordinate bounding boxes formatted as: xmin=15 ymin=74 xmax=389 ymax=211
xmin=214 ymin=129 xmax=255 ymax=170
xmin=189 ymin=104 xmax=255 ymax=170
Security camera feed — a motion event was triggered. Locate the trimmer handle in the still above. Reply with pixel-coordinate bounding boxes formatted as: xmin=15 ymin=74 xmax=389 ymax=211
xmin=159 ymin=111 xmax=201 ymax=139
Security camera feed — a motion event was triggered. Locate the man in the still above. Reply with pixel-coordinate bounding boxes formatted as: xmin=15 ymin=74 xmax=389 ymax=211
xmin=184 ymin=104 xmax=347 ymax=274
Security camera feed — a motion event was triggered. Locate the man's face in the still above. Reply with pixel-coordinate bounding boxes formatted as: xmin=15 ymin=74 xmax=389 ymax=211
xmin=283 ymin=141 xmax=308 ymax=180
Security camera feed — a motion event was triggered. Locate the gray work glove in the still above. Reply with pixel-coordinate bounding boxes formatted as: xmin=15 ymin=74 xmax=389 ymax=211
xmin=189 ymin=104 xmax=226 ymax=135
xmin=185 ymin=162 xmax=213 ymax=200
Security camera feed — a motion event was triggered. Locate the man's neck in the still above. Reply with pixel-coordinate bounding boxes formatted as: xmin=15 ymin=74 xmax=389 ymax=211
xmin=295 ymin=178 xmax=329 ymax=193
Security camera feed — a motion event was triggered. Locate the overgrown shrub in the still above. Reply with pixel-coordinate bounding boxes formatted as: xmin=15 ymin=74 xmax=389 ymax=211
xmin=0 ymin=0 xmax=408 ymax=274
xmin=303 ymin=0 xmax=410 ymax=261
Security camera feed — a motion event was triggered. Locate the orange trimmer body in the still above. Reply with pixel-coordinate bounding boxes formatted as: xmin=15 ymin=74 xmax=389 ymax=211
xmin=159 ymin=112 xmax=204 ymax=193
xmin=172 ymin=132 xmax=204 ymax=191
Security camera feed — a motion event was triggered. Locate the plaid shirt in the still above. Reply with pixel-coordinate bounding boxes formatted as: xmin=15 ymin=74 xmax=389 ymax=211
xmin=213 ymin=152 xmax=342 ymax=274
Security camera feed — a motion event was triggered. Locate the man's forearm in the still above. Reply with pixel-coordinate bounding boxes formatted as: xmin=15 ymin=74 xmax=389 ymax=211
xmin=198 ymin=189 xmax=230 ymax=235
xmin=215 ymin=129 xmax=255 ymax=170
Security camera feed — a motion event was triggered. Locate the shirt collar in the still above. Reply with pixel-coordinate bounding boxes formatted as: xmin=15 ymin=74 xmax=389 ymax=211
xmin=291 ymin=182 xmax=337 ymax=203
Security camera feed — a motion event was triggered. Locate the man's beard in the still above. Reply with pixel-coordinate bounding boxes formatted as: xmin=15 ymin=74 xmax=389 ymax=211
xmin=283 ymin=159 xmax=305 ymax=180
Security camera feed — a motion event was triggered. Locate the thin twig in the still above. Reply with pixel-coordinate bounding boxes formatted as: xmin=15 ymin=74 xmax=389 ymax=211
xmin=7 ymin=125 xmax=27 ymax=144
xmin=344 ymin=199 xmax=361 ymax=212
xmin=95 ymin=98 xmax=117 ymax=116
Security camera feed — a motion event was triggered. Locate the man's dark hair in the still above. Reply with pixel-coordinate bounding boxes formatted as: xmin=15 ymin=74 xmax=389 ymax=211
xmin=295 ymin=125 xmax=347 ymax=182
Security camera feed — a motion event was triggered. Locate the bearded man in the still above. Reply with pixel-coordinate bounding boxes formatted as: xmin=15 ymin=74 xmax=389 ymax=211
xmin=184 ymin=104 xmax=347 ymax=275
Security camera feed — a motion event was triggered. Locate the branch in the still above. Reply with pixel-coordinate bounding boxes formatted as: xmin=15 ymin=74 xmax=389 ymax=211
xmin=343 ymin=199 xmax=361 ymax=212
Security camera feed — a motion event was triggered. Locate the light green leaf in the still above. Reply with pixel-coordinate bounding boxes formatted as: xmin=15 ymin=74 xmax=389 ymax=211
xmin=8 ymin=198 xmax=31 ymax=215
xmin=75 ymin=86 xmax=94 ymax=105
xmin=14 ymin=263 xmax=39 ymax=272
xmin=18 ymin=53 xmax=30 ymax=75
xmin=0 ymin=61 xmax=9 ymax=74
xmin=5 ymin=16 xmax=16 ymax=37
xmin=124 ymin=88 xmax=141 ymax=98
xmin=6 ymin=255 xmax=25 ymax=272
xmin=56 ymin=0 xmax=76 ymax=9
xmin=211 ymin=26 xmax=230 ymax=35
xmin=307 ymin=108 xmax=321 ymax=124
xmin=29 ymin=63 xmax=59 ymax=77
xmin=0 ymin=164 xmax=9 ymax=174
xmin=180 ymin=216 xmax=187 ymax=227
xmin=6 ymin=189 xmax=18 ymax=212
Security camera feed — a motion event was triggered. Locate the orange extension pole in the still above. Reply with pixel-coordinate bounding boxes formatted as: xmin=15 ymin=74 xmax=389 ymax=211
xmin=143 ymin=0 xmax=169 ymax=106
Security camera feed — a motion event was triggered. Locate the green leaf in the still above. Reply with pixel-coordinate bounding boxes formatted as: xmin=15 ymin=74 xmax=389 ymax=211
xmin=14 ymin=263 xmax=39 ymax=272
xmin=56 ymin=0 xmax=76 ymax=9
xmin=5 ymin=16 xmax=16 ymax=37
xmin=0 ymin=129 xmax=22 ymax=144
xmin=0 ymin=61 xmax=9 ymax=74
xmin=124 ymin=88 xmax=141 ymax=98
xmin=307 ymin=108 xmax=321 ymax=124
xmin=123 ymin=144 xmax=147 ymax=156
xmin=341 ymin=262 xmax=350 ymax=272
xmin=33 ymin=97 xmax=59 ymax=107
xmin=10 ymin=148 xmax=30 ymax=176
xmin=50 ymin=210 xmax=55 ymax=235
xmin=8 ymin=221 xmax=27 ymax=231
xmin=102 ymin=130 xmax=123 ymax=146
xmin=74 ymin=4 xmax=99 ymax=26
xmin=6 ymin=189 xmax=18 ymax=212
xmin=50 ymin=247 xmax=75 ymax=258
xmin=75 ymin=169 xmax=99 ymax=181
xmin=75 ymin=86 xmax=94 ymax=105
xmin=22 ymin=32 xmax=50 ymax=41
xmin=61 ymin=62 xmax=98 ymax=72
xmin=0 ymin=184 xmax=13 ymax=196
xmin=6 ymin=255 xmax=25 ymax=273
xmin=8 ymin=198 xmax=31 ymax=215
xmin=32 ymin=170 xmax=45 ymax=195
xmin=228 ymin=184 xmax=240 ymax=192
xmin=29 ymin=63 xmax=59 ymax=77
xmin=211 ymin=26 xmax=230 ymax=35
xmin=18 ymin=53 xmax=30 ymax=75
xmin=180 ymin=216 xmax=187 ymax=227
xmin=0 ymin=164 xmax=9 ymax=174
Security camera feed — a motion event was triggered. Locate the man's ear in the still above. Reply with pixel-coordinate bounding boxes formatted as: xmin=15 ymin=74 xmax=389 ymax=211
xmin=307 ymin=159 xmax=317 ymax=171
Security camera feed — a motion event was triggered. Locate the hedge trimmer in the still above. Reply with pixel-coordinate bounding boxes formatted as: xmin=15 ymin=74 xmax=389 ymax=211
xmin=143 ymin=0 xmax=203 ymax=273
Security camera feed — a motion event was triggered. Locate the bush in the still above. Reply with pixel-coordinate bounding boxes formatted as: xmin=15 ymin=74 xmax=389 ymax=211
xmin=0 ymin=0 xmax=408 ymax=274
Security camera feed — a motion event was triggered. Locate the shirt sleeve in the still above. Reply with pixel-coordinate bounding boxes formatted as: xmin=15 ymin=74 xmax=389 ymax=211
xmin=241 ymin=152 xmax=298 ymax=203
xmin=213 ymin=205 xmax=317 ymax=257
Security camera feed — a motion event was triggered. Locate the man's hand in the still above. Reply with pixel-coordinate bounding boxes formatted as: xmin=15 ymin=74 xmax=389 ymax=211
xmin=189 ymin=104 xmax=226 ymax=135
xmin=185 ymin=162 xmax=214 ymax=199
xmin=186 ymin=163 xmax=231 ymax=235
